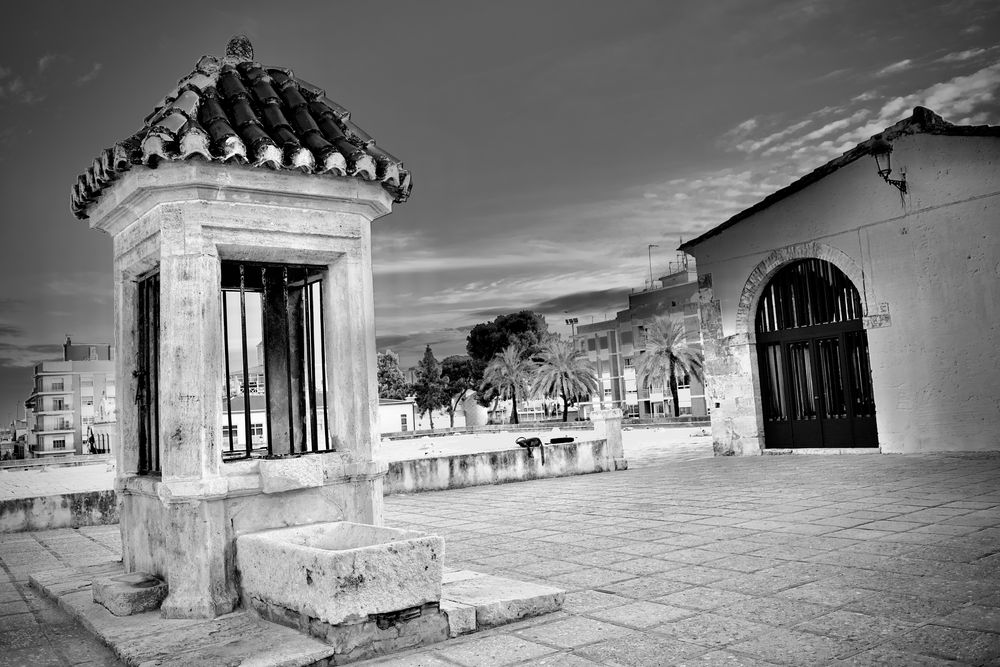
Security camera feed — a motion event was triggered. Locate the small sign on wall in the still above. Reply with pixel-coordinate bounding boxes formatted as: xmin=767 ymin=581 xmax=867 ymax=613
xmin=863 ymin=302 xmax=892 ymax=329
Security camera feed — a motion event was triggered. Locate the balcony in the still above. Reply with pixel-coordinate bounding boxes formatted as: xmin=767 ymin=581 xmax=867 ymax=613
xmin=35 ymin=407 xmax=73 ymax=416
xmin=34 ymin=422 xmax=73 ymax=434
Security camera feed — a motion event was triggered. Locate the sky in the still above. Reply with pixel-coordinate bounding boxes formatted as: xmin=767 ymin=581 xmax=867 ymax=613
xmin=0 ymin=0 xmax=998 ymax=420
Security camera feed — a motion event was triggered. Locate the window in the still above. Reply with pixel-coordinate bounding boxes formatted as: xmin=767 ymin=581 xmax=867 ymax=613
xmin=53 ymin=398 xmax=65 ymax=411
xmin=222 ymin=425 xmax=238 ymax=440
xmin=52 ymin=439 xmax=66 ymax=449
xmin=400 ymin=414 xmax=408 ymax=432
xmin=678 ymin=373 xmax=691 ymax=389
xmin=587 ymin=338 xmax=596 ymax=352
xmin=221 ymin=261 xmax=330 ymax=460
xmin=599 ymin=336 xmax=609 ymax=350
xmin=52 ymin=382 xmax=64 ymax=392
xmin=624 ymin=357 xmax=633 ymax=367
xmin=137 ymin=271 xmax=161 ymax=474
xmin=604 ymin=389 xmax=613 ymax=398
xmin=250 ymin=423 xmax=265 ymax=443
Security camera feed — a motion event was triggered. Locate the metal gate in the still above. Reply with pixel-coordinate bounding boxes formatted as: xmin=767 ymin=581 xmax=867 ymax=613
xmin=755 ymin=259 xmax=877 ymax=448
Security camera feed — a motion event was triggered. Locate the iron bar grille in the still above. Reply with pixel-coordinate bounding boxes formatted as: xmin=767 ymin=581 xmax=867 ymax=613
xmin=136 ymin=272 xmax=161 ymax=474
xmin=755 ymin=259 xmax=862 ymax=334
xmin=221 ymin=261 xmax=331 ymax=460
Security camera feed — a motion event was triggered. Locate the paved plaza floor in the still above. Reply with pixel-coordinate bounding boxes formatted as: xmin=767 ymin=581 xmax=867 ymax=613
xmin=2 ymin=442 xmax=999 ymax=666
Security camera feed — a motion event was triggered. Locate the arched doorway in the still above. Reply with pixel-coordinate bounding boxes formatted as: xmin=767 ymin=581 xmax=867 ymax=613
xmin=755 ymin=259 xmax=878 ymax=448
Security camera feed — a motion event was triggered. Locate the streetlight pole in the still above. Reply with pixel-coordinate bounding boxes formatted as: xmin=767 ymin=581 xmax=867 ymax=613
xmin=647 ymin=244 xmax=658 ymax=288
xmin=564 ymin=317 xmax=578 ymax=338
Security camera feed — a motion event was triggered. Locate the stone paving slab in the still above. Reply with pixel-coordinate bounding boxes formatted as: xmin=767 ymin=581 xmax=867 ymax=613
xmin=3 ymin=448 xmax=1000 ymax=666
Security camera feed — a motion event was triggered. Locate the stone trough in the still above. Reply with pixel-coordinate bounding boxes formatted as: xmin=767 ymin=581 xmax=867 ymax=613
xmin=237 ymin=521 xmax=444 ymax=627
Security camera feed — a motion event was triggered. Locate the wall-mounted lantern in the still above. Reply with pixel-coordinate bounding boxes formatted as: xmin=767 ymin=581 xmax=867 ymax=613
xmin=870 ymin=136 xmax=907 ymax=194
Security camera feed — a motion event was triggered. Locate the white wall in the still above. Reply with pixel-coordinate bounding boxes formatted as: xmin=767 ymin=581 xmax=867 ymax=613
xmin=690 ymin=133 xmax=1000 ymax=454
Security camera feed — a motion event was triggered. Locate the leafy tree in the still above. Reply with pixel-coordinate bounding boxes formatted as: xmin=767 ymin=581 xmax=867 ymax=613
xmin=413 ymin=345 xmax=448 ymax=430
xmin=482 ymin=345 xmax=536 ymax=424
xmin=441 ymin=355 xmax=477 ymax=428
xmin=636 ymin=316 xmax=704 ymax=418
xmin=466 ymin=311 xmax=549 ymax=405
xmin=377 ymin=349 xmax=410 ymax=400
xmin=532 ymin=338 xmax=598 ymax=422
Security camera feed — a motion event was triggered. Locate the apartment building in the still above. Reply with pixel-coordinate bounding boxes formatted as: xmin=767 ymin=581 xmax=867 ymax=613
xmin=574 ymin=256 xmax=706 ymax=420
xmin=26 ymin=338 xmax=115 ymax=457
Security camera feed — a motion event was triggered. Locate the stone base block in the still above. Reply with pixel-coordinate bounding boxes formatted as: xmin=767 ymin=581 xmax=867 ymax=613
xmin=255 ymin=599 xmax=448 ymax=665
xmin=614 ymin=457 xmax=629 ymax=470
xmin=440 ymin=599 xmax=476 ymax=637
xmin=92 ymin=572 xmax=167 ymax=616
xmin=441 ymin=571 xmax=565 ymax=628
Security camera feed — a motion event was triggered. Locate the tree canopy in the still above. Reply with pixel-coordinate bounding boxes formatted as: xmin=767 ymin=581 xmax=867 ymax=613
xmin=482 ymin=344 xmax=536 ymax=424
xmin=467 ymin=311 xmax=549 ymax=406
xmin=466 ymin=311 xmax=549 ymax=365
xmin=532 ymin=338 xmax=598 ymax=421
xmin=412 ymin=345 xmax=449 ymax=429
xmin=441 ymin=355 xmax=477 ymax=428
xmin=636 ymin=316 xmax=704 ymax=418
xmin=376 ymin=349 xmax=410 ymax=400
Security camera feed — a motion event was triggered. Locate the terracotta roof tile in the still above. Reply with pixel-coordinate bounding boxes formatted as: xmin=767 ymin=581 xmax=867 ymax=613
xmin=72 ymin=36 xmax=411 ymax=219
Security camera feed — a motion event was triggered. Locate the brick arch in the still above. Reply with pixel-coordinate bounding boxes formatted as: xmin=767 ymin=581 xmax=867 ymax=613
xmin=734 ymin=241 xmax=867 ymax=340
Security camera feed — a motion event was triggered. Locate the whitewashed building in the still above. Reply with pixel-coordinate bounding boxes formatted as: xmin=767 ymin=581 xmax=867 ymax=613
xmin=681 ymin=107 xmax=999 ymax=455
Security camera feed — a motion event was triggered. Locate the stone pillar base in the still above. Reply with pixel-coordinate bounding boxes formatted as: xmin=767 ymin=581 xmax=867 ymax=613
xmin=161 ymin=591 xmax=238 ymax=620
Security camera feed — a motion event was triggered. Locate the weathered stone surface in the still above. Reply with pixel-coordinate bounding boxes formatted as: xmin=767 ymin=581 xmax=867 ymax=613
xmin=441 ymin=572 xmax=565 ymax=628
xmin=238 ymin=521 xmax=443 ymax=626
xmin=92 ymin=571 xmax=167 ymax=616
xmin=259 ymin=457 xmax=325 ymax=494
xmin=440 ymin=599 xmax=476 ymax=637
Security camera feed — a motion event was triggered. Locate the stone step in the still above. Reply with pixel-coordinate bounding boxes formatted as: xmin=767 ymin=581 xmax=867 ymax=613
xmin=440 ymin=569 xmax=565 ymax=636
xmin=29 ymin=564 xmax=565 ymax=665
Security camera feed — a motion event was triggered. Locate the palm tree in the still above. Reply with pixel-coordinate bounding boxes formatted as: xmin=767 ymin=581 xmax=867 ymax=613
xmin=636 ymin=316 xmax=704 ymax=418
xmin=482 ymin=345 xmax=536 ymax=424
xmin=532 ymin=338 xmax=598 ymax=421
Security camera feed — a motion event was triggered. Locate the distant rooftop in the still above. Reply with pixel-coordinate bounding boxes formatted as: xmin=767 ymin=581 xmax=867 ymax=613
xmin=72 ymin=35 xmax=411 ymax=219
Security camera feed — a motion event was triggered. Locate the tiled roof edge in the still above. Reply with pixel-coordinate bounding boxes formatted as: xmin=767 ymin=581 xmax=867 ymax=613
xmin=678 ymin=107 xmax=1000 ymax=252
xmin=71 ymin=39 xmax=411 ymax=220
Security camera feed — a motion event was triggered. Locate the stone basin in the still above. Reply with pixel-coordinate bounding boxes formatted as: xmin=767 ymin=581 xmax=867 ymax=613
xmin=236 ymin=521 xmax=444 ymax=626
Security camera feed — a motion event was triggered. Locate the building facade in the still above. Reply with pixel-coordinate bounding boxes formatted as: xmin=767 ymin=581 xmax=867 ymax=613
xmin=26 ymin=338 xmax=115 ymax=457
xmin=681 ymin=107 xmax=1000 ymax=455
xmin=575 ymin=259 xmax=707 ymax=420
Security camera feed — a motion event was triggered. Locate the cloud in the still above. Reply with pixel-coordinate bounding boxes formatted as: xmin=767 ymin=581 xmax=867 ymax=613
xmin=875 ymin=59 xmax=914 ymax=77
xmin=37 ymin=54 xmax=62 ymax=72
xmin=75 ymin=63 xmax=102 ymax=86
xmin=714 ymin=58 xmax=1000 ymax=181
xmin=938 ymin=48 xmax=988 ymax=63
xmin=733 ymin=119 xmax=812 ymax=153
xmin=530 ymin=288 xmax=633 ymax=316
xmin=0 ymin=343 xmax=62 ymax=368
xmin=720 ymin=118 xmax=759 ymax=143
xmin=0 ymin=76 xmax=43 ymax=104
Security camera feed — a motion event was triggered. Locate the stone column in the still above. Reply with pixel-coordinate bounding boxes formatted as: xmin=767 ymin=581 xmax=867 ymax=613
xmin=698 ymin=291 xmax=763 ymax=456
xmin=323 ymin=233 xmax=384 ymax=526
xmin=592 ymin=408 xmax=627 ymax=470
xmin=153 ymin=205 xmax=236 ymax=618
xmin=157 ymin=206 xmax=222 ymax=480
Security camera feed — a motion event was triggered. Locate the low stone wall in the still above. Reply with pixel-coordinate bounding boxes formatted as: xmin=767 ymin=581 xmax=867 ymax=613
xmin=2 ymin=439 xmax=625 ymax=531
xmin=0 ymin=490 xmax=118 ymax=533
xmin=384 ymin=438 xmax=621 ymax=496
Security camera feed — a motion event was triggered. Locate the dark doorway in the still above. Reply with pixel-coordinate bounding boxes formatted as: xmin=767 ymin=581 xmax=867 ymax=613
xmin=755 ymin=259 xmax=877 ymax=448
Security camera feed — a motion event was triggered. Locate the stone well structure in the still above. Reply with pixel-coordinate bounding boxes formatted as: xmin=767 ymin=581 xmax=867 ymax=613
xmin=71 ymin=37 xmax=412 ymax=618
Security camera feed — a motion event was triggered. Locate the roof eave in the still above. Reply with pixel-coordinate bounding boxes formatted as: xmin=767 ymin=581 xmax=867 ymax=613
xmin=679 ymin=106 xmax=999 ymax=253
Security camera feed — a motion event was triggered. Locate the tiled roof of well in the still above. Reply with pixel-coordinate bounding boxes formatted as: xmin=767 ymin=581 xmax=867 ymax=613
xmin=71 ymin=36 xmax=411 ymax=220
xmin=679 ymin=107 xmax=1000 ymax=251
